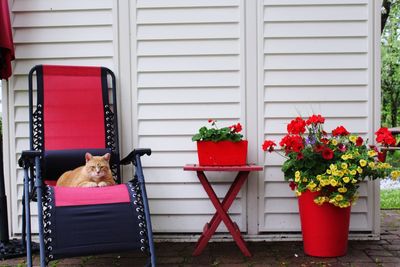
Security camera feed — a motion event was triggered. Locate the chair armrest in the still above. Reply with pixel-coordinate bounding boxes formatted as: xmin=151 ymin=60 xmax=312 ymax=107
xmin=120 ymin=148 xmax=152 ymax=165
xmin=18 ymin=150 xmax=42 ymax=168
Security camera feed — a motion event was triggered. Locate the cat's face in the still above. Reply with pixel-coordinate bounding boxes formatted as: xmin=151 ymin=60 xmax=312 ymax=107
xmin=84 ymin=153 xmax=111 ymax=180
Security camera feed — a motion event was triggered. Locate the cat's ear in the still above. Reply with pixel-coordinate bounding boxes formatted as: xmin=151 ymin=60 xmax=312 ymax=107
xmin=85 ymin=152 xmax=93 ymax=162
xmin=103 ymin=153 xmax=111 ymax=161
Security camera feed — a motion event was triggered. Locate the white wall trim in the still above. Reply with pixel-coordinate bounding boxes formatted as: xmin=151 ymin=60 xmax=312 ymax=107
xmin=117 ymin=0 xmax=134 ymax=181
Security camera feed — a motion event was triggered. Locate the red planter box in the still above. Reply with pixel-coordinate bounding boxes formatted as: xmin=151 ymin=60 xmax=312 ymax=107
xmin=196 ymin=140 xmax=248 ymax=166
xmin=298 ymin=190 xmax=351 ymax=257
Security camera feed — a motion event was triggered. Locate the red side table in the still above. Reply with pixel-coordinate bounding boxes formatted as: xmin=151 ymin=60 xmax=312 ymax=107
xmin=183 ymin=164 xmax=263 ymax=257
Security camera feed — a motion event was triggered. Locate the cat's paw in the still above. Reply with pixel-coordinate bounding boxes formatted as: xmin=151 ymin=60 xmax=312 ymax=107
xmin=97 ymin=181 xmax=109 ymax=187
xmin=80 ymin=182 xmax=98 ymax=188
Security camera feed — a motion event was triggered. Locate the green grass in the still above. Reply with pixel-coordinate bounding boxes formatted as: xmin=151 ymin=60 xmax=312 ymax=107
xmin=381 ymin=189 xmax=400 ymax=209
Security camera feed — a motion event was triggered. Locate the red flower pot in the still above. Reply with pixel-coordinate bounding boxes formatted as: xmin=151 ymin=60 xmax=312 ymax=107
xmin=196 ymin=140 xmax=248 ymax=166
xmin=298 ymin=190 xmax=351 ymax=257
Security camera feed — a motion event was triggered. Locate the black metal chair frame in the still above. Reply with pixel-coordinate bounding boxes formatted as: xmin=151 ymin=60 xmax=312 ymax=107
xmin=18 ymin=65 xmax=156 ymax=267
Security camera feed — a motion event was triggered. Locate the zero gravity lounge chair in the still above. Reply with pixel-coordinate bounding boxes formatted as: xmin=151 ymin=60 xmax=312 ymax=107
xmin=18 ymin=65 xmax=156 ymax=267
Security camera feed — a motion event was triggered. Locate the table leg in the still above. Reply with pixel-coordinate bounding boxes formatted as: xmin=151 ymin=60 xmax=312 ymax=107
xmin=193 ymin=171 xmax=251 ymax=257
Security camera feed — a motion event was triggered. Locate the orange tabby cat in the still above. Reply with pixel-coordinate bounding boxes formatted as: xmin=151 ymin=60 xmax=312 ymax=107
xmin=56 ymin=153 xmax=116 ymax=187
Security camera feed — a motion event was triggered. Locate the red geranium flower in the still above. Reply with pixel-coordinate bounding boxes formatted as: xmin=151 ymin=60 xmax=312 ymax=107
xmin=279 ymin=134 xmax=304 ymax=154
xmin=306 ymin=114 xmax=325 ymax=125
xmin=297 ymin=153 xmax=304 ymax=160
xmin=262 ymin=140 xmax=276 ymax=152
xmin=289 ymin=181 xmax=296 ymax=191
xmin=321 ymin=147 xmax=334 ymax=160
xmin=314 ymin=143 xmax=325 ymax=152
xmin=332 ymin=126 xmax=350 ymax=136
xmin=378 ymin=152 xmax=387 ymax=163
xmin=287 ymin=117 xmax=306 ymax=135
xmin=230 ymin=123 xmax=243 ymax=133
xmin=338 ymin=143 xmax=347 ymax=152
xmin=375 ymin=127 xmax=396 ymax=146
xmin=355 ymin=136 xmax=363 ymax=147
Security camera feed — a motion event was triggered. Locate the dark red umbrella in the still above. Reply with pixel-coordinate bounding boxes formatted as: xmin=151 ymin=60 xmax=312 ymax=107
xmin=0 ymin=0 xmax=15 ymax=79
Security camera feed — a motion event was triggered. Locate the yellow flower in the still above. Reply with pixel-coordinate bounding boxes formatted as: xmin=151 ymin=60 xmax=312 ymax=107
xmin=341 ymin=163 xmax=348 ymax=169
xmin=330 ymin=164 xmax=337 ymax=171
xmin=349 ymin=135 xmax=357 ymax=143
xmin=342 ymin=176 xmax=350 ymax=183
xmin=384 ymin=163 xmax=392 ymax=169
xmin=351 ymin=179 xmax=358 ymax=184
xmin=350 ymin=170 xmax=357 ymax=176
xmin=295 ymin=176 xmax=300 ymax=182
xmin=341 ymin=155 xmax=349 ymax=160
xmin=357 ymin=166 xmax=363 ymax=174
xmin=330 ymin=179 xmax=338 ymax=187
xmin=368 ymin=150 xmax=377 ymax=157
xmin=331 ymin=139 xmax=338 ymax=146
xmin=326 ymin=170 xmax=332 ymax=175
xmin=359 ymin=159 xmax=367 ymax=167
xmin=302 ymin=178 xmax=308 ymax=182
xmin=316 ymin=175 xmax=322 ymax=181
xmin=391 ymin=170 xmax=400 ymax=180
xmin=368 ymin=162 xmax=375 ymax=168
xmin=338 ymin=187 xmax=347 ymax=193
xmin=335 ymin=194 xmax=344 ymax=201
xmin=307 ymin=182 xmax=317 ymax=190
xmin=296 ymin=191 xmax=302 ymax=197
xmin=295 ymin=171 xmax=301 ymax=178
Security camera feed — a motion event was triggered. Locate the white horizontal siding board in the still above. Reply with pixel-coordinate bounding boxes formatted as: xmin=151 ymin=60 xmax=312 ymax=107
xmin=137 ymin=7 xmax=240 ymax=24
xmin=12 ymin=0 xmax=112 ymax=11
xmin=264 ymin=21 xmax=368 ymax=38
xmin=264 ymin=38 xmax=368 ymax=54
xmin=138 ymin=88 xmax=240 ymax=103
xmin=265 ymin=54 xmax=368 ymax=70
xmin=15 ymin=43 xmax=114 ymax=59
xmin=137 ymin=24 xmax=240 ymax=41
xmin=264 ymin=102 xmax=368 ymax=118
xmin=264 ymin=69 xmax=368 ymax=86
xmin=138 ymin=56 xmax=240 ymax=72
xmin=138 ymin=119 xmax=241 ymax=137
xmin=264 ymin=5 xmax=368 ymax=22
xmin=264 ymin=0 xmax=368 ymax=5
xmin=264 ymin=86 xmax=368 ymax=102
xmin=138 ymin=72 xmax=240 ymax=88
xmin=137 ymin=0 xmax=240 ymax=8
xmin=137 ymin=39 xmax=240 ymax=55
xmin=13 ymin=10 xmax=113 ymax=28
xmin=138 ymin=103 xmax=241 ymax=120
xmin=13 ymin=26 xmax=114 ymax=43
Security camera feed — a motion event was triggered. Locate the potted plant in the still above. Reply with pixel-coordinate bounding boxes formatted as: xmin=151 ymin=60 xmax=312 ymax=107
xmin=262 ymin=114 xmax=400 ymax=257
xmin=192 ymin=120 xmax=248 ymax=166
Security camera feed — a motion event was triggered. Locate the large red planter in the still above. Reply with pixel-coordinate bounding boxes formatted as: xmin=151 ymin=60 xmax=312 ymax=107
xmin=196 ymin=140 xmax=248 ymax=166
xmin=298 ymin=190 xmax=351 ymax=257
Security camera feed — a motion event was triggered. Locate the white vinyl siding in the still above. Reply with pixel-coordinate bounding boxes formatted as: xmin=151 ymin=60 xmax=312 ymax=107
xmin=133 ymin=0 xmax=246 ymax=233
xmin=9 ymin=0 xmax=117 ymax=234
xmin=259 ymin=0 xmax=375 ymax=232
xmin=5 ymin=0 xmax=380 ymax=238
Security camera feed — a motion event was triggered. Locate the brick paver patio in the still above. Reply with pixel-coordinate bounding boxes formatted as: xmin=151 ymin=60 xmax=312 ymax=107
xmin=0 ymin=210 xmax=399 ymax=266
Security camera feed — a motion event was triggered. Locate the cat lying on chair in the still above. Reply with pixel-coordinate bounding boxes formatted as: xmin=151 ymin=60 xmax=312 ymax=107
xmin=56 ymin=152 xmax=116 ymax=187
